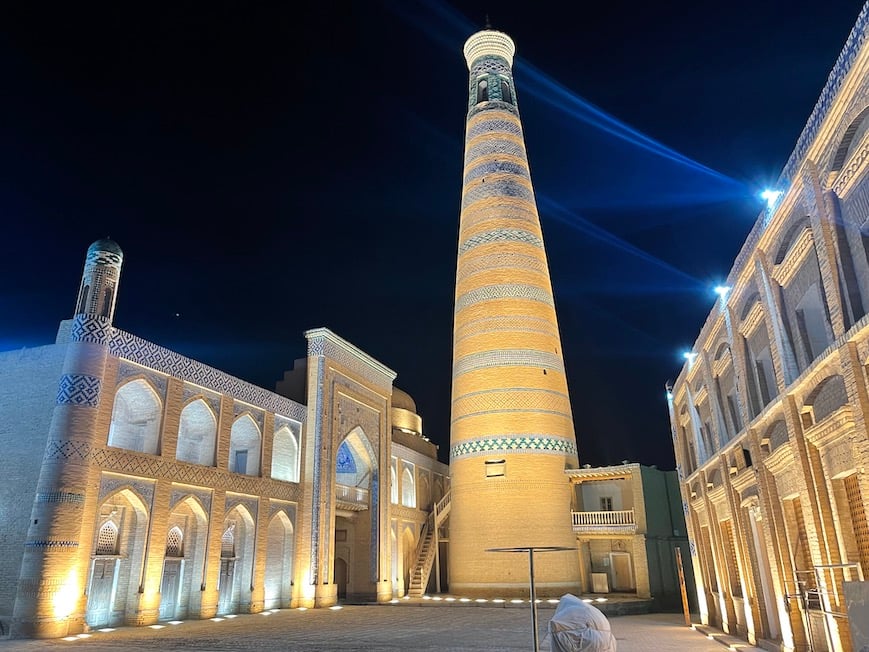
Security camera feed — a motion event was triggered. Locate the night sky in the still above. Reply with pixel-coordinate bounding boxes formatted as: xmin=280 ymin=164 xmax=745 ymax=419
xmin=1 ymin=1 xmax=866 ymax=470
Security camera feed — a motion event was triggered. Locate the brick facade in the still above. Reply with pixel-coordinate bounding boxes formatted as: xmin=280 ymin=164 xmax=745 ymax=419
xmin=668 ymin=6 xmax=869 ymax=650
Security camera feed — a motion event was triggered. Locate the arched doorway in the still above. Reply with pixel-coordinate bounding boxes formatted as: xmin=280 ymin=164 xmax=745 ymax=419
xmin=334 ymin=557 xmax=348 ymax=599
xmin=263 ymin=511 xmax=294 ymax=609
xmin=159 ymin=496 xmax=208 ymax=620
xmin=86 ymin=488 xmax=149 ymax=628
xmin=217 ymin=505 xmax=255 ymax=615
xmin=333 ymin=428 xmax=378 ymax=601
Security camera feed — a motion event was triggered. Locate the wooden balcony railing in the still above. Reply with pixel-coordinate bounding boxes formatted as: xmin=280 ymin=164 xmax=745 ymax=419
xmin=335 ymin=484 xmax=369 ymax=508
xmin=571 ymin=509 xmax=636 ymax=532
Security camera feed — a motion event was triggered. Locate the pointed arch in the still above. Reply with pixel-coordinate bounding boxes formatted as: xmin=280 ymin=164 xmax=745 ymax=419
xmin=218 ymin=504 xmax=256 ymax=615
xmin=86 ymin=488 xmax=150 ymax=629
xmin=390 ymin=463 xmax=398 ymax=504
xmin=401 ymin=466 xmax=416 ymax=508
xmin=805 ymin=375 xmax=848 ymax=422
xmin=337 ymin=427 xmax=378 ymax=488
xmin=401 ymin=525 xmax=416 ymax=596
xmin=774 ymin=219 xmax=811 ymax=265
xmin=107 ymin=378 xmax=163 ymax=454
xmin=177 ymin=398 xmax=217 ymax=466
xmin=271 ymin=425 xmax=299 ymax=482
xmin=832 ymin=104 xmax=869 ymax=172
xmin=264 ymin=511 xmax=294 ymax=609
xmin=229 ymin=414 xmax=261 ymax=476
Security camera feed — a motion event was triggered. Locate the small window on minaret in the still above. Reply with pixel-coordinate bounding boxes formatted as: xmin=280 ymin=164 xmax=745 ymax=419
xmin=477 ymin=78 xmax=489 ymax=104
xmin=101 ymin=286 xmax=113 ymax=318
xmin=501 ymin=80 xmax=512 ymax=104
xmin=485 ymin=459 xmax=505 ymax=477
xmin=77 ymin=284 xmax=90 ymax=314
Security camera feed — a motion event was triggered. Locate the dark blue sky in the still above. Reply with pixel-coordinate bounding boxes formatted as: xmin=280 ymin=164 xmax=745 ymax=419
xmin=1 ymin=1 xmax=865 ymax=468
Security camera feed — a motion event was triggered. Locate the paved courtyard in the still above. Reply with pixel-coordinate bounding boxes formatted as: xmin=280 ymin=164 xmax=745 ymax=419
xmin=0 ymin=602 xmax=764 ymax=651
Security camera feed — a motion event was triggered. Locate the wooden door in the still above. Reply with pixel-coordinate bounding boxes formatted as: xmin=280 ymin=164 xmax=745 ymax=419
xmin=218 ymin=558 xmax=235 ymax=614
xmin=87 ymin=558 xmax=117 ymax=628
xmin=159 ymin=559 xmax=183 ymax=620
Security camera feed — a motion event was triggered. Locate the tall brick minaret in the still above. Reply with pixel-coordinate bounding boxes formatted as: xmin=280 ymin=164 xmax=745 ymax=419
xmin=448 ymin=26 xmax=582 ymax=597
xmin=12 ymin=238 xmax=123 ymax=637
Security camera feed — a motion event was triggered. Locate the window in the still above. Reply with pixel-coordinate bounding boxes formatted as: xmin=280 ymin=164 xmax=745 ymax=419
xmin=500 ymin=79 xmax=512 ymax=103
xmin=485 ymin=459 xmax=505 ymax=477
xmin=229 ymin=415 xmax=261 ymax=476
xmin=177 ymin=399 xmax=217 ymax=466
xmin=476 ymin=78 xmax=489 ymax=103
xmin=107 ymin=379 xmax=162 ymax=454
xmin=235 ymin=450 xmax=248 ymax=475
xmin=166 ymin=526 xmax=183 ymax=557
xmin=221 ymin=525 xmax=236 ymax=558
xmin=600 ymin=497 xmax=613 ymax=511
xmin=271 ymin=425 xmax=299 ymax=482
xmin=727 ymin=395 xmax=741 ymax=433
xmin=401 ymin=466 xmax=416 ymax=508
xmin=96 ymin=521 xmax=119 ymax=555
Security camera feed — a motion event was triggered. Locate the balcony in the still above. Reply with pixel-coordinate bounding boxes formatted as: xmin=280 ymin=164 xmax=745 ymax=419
xmin=335 ymin=484 xmax=369 ymax=511
xmin=571 ymin=509 xmax=636 ymax=534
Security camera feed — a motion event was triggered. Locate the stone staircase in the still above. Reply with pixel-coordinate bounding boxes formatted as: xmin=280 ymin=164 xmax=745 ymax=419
xmin=407 ymin=491 xmax=450 ymax=598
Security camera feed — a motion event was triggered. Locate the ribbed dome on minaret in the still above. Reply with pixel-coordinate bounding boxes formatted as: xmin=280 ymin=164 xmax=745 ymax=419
xmin=87 ymin=237 xmax=123 ymax=256
xmin=447 ymin=26 xmax=582 ymax=597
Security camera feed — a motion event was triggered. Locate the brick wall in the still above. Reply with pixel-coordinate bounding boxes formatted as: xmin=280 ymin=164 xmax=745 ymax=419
xmin=0 ymin=344 xmax=66 ymax=618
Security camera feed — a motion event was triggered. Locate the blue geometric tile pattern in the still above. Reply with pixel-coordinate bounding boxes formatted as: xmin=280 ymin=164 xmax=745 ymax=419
xmin=461 ymin=179 xmax=533 ymax=209
xmin=336 ymin=442 xmax=357 ymax=473
xmin=467 ymin=117 xmax=522 ymax=140
xmin=36 ymin=492 xmax=85 ymax=504
xmin=465 ymin=139 xmax=526 ymax=162
xmin=71 ymin=314 xmax=111 ymax=345
xmin=453 ymin=349 xmax=564 ymax=377
xmin=24 ymin=540 xmax=79 ymax=548
xmin=459 ymin=228 xmax=543 ymax=254
xmin=455 ymin=283 xmax=554 ymax=312
xmin=470 ymin=56 xmax=511 ymax=76
xmin=457 ymin=253 xmax=547 ymax=282
xmin=450 ymin=434 xmax=577 ymax=460
xmin=57 ymin=373 xmax=101 ymax=407
xmin=464 ymin=160 xmax=529 ymax=184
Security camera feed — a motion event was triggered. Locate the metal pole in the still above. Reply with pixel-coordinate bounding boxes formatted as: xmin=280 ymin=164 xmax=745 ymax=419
xmin=529 ymin=548 xmax=539 ymax=652
xmin=433 ymin=505 xmax=441 ymax=594
xmin=675 ymin=546 xmax=691 ymax=626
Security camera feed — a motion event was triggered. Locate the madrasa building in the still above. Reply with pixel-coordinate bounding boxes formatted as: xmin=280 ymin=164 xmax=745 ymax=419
xmin=667 ymin=4 xmax=869 ymax=651
xmin=0 ymin=23 xmax=694 ymax=640
xmin=0 ymin=236 xmax=450 ymax=639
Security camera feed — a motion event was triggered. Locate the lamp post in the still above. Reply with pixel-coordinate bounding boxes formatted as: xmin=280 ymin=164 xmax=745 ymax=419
xmin=486 ymin=546 xmax=575 ymax=652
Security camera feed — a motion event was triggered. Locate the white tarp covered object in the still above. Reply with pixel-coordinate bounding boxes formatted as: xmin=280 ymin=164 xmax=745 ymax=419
xmin=545 ymin=593 xmax=617 ymax=651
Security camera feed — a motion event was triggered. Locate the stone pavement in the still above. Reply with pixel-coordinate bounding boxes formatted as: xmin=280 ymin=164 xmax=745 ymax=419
xmin=0 ymin=603 xmax=767 ymax=651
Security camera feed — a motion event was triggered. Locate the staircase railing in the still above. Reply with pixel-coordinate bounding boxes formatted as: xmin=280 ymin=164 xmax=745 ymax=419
xmin=407 ymin=490 xmax=450 ymax=597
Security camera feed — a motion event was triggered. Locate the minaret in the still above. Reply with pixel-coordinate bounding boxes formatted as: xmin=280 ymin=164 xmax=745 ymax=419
xmin=12 ymin=238 xmax=123 ymax=637
xmin=448 ymin=27 xmax=581 ymax=596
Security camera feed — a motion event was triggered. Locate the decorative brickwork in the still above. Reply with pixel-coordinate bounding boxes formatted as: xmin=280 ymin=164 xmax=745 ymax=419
xmin=56 ymin=373 xmax=101 ymax=407
xmin=452 ymin=348 xmax=565 ymax=376
xmin=109 ymin=329 xmax=306 ymax=422
xmin=458 ymin=228 xmax=543 ymax=253
xmin=70 ymin=314 xmax=111 ymax=345
xmin=454 ymin=283 xmax=554 ymax=312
